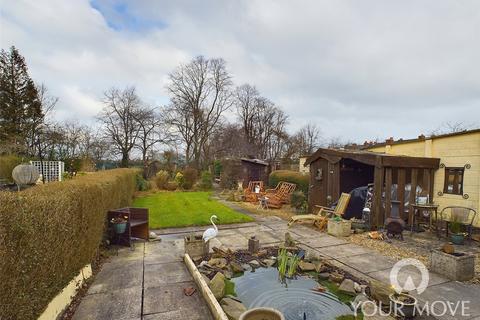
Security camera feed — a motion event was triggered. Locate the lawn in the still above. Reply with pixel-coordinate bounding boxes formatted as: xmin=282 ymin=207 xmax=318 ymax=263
xmin=132 ymin=191 xmax=254 ymax=228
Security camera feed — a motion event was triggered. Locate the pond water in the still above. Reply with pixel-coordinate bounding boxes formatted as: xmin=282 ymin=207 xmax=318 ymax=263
xmin=231 ymin=268 xmax=353 ymax=320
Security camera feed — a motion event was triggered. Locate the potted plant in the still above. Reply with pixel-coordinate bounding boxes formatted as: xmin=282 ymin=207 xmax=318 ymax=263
xmin=389 ymin=292 xmax=417 ymax=318
xmin=111 ymin=215 xmax=128 ymax=234
xmin=449 ymin=219 xmax=465 ymax=245
xmin=327 ymin=215 xmax=352 ymax=237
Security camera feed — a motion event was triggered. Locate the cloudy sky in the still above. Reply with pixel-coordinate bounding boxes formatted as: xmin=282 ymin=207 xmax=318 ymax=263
xmin=2 ymin=0 xmax=480 ymax=143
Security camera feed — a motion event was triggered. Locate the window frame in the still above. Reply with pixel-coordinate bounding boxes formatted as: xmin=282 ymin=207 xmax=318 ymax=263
xmin=443 ymin=167 xmax=464 ymax=195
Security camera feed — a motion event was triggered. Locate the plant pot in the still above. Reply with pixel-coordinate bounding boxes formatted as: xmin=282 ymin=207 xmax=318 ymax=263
xmin=451 ymin=233 xmax=465 ymax=245
xmin=239 ymin=308 xmax=285 ymax=320
xmin=327 ymin=219 xmax=352 ymax=237
xmin=389 ymin=293 xmax=417 ymax=318
xmin=184 ymin=234 xmax=209 ymax=258
xmin=430 ymin=248 xmax=475 ymax=281
xmin=113 ymin=222 xmax=127 ymax=234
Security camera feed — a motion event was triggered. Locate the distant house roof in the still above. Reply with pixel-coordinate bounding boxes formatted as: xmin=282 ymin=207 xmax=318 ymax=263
xmin=362 ymin=128 xmax=480 ymax=149
xmin=305 ymin=148 xmax=440 ymax=169
xmin=240 ymin=158 xmax=269 ymax=166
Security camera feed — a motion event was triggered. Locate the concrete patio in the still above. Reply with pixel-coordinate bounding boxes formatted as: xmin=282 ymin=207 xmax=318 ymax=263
xmin=72 ymin=214 xmax=480 ymax=320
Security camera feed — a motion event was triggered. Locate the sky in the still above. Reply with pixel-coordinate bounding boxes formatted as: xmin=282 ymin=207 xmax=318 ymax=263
xmin=1 ymin=0 xmax=480 ymax=144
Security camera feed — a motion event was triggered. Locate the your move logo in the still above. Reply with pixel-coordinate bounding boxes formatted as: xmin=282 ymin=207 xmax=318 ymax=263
xmin=389 ymin=258 xmax=429 ymax=294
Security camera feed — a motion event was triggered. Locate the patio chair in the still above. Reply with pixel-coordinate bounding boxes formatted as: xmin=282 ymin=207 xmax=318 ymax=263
xmin=288 ymin=193 xmax=351 ymax=227
xmin=265 ymin=181 xmax=297 ymax=208
xmin=440 ymin=206 xmax=477 ymax=241
xmin=244 ymin=180 xmax=265 ymax=202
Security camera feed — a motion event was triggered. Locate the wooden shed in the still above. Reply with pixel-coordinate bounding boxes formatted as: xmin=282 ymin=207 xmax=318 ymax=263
xmin=304 ymin=148 xmax=440 ymax=227
xmin=240 ymin=158 xmax=270 ymax=188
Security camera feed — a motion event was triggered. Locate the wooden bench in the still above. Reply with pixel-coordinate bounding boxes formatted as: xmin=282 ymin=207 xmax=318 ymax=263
xmin=108 ymin=207 xmax=149 ymax=247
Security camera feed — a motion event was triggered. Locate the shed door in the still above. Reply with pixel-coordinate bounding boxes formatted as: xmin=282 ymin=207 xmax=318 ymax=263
xmin=308 ymin=159 xmax=329 ymax=211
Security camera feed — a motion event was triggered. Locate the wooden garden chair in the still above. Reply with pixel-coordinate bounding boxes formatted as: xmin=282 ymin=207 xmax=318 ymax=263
xmin=244 ymin=181 xmax=265 ymax=202
xmin=265 ymin=181 xmax=297 ymax=206
xmin=288 ymin=193 xmax=351 ymax=228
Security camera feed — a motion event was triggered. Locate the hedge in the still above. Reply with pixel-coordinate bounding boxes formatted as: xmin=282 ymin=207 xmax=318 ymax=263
xmin=268 ymin=170 xmax=309 ymax=194
xmin=0 ymin=154 xmax=23 ymax=182
xmin=0 ymin=168 xmax=137 ymax=319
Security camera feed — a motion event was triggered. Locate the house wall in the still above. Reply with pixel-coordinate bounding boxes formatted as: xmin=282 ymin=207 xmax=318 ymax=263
xmin=368 ymin=131 xmax=480 ymax=226
xmin=299 ymin=157 xmax=310 ymax=174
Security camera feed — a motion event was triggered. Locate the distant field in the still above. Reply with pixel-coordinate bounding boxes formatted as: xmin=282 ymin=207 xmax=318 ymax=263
xmin=132 ymin=191 xmax=254 ymax=228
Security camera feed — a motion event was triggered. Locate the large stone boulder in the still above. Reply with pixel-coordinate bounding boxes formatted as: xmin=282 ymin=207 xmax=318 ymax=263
xmin=338 ymin=279 xmax=356 ymax=296
xmin=220 ymin=297 xmax=247 ymax=320
xmin=209 ymin=258 xmax=228 ymax=269
xmin=230 ymin=261 xmax=244 ymax=273
xmin=298 ymin=261 xmax=316 ymax=272
xmin=209 ymin=272 xmax=226 ymax=300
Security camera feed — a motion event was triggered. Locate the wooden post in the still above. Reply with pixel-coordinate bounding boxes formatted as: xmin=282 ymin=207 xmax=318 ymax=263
xmin=408 ymin=169 xmax=418 ymax=226
xmin=398 ymin=168 xmax=406 ymax=220
xmin=385 ymin=168 xmax=392 ymax=221
xmin=373 ymin=157 xmax=384 ymax=228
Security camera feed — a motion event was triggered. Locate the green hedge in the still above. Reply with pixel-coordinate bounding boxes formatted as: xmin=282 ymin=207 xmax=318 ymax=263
xmin=0 ymin=168 xmax=137 ymax=319
xmin=268 ymin=170 xmax=310 ymax=194
xmin=0 ymin=154 xmax=23 ymax=182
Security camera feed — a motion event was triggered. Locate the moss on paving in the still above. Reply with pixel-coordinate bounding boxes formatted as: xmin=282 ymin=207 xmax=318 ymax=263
xmin=132 ymin=191 xmax=254 ymax=228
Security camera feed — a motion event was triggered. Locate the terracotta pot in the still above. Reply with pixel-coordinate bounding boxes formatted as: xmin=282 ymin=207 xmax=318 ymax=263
xmin=239 ymin=308 xmax=285 ymax=320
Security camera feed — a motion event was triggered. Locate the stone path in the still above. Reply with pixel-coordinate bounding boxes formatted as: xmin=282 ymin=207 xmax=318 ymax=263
xmin=73 ymin=212 xmax=480 ymax=320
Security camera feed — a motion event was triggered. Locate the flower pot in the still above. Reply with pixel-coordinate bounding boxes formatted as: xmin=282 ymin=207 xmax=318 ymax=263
xmin=239 ymin=308 xmax=285 ymax=320
xmin=451 ymin=233 xmax=465 ymax=245
xmin=430 ymin=248 xmax=475 ymax=281
xmin=184 ymin=234 xmax=209 ymax=258
xmin=327 ymin=219 xmax=352 ymax=237
xmin=113 ymin=222 xmax=127 ymax=234
xmin=389 ymin=293 xmax=417 ymax=318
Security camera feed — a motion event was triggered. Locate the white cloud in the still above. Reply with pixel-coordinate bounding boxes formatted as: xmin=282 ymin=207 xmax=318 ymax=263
xmin=1 ymin=0 xmax=480 ymax=143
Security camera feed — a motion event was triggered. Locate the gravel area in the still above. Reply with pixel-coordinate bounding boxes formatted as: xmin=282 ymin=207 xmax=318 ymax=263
xmin=348 ymin=232 xmax=480 ymax=285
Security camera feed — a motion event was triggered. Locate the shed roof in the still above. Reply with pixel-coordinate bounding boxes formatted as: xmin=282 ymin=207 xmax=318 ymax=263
xmin=305 ymin=148 xmax=440 ymax=169
xmin=240 ymin=158 xmax=269 ymax=166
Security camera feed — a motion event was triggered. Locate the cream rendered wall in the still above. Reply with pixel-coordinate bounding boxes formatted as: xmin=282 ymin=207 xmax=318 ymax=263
xmin=299 ymin=157 xmax=310 ymax=174
xmin=367 ymin=132 xmax=480 ymax=226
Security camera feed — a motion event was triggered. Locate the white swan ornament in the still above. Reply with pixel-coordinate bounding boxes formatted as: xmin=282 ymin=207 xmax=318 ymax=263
xmin=202 ymin=215 xmax=219 ymax=242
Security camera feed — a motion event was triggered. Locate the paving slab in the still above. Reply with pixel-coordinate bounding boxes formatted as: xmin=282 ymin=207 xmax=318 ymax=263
xmin=412 ymin=281 xmax=480 ymax=320
xmin=143 ymin=282 xmax=211 ymax=316
xmin=368 ymin=265 xmax=450 ymax=288
xmin=144 ymin=241 xmax=184 ymax=264
xmin=144 ymin=261 xmax=192 ymax=288
xmin=72 ymin=287 xmax=142 ymax=320
xmin=318 ymin=243 xmax=375 ymax=258
xmin=237 ymin=229 xmax=282 ymax=245
xmin=299 ymin=235 xmax=348 ymax=248
xmin=336 ymin=253 xmax=395 ymax=274
xmin=215 ymin=234 xmax=250 ymax=249
xmin=87 ymin=262 xmax=143 ymax=295
xmin=143 ymin=308 xmax=213 ymax=320
xmin=288 ymin=225 xmax=320 ymax=238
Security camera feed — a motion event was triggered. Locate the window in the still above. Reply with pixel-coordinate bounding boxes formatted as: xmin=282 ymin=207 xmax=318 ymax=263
xmin=443 ymin=167 xmax=464 ymax=195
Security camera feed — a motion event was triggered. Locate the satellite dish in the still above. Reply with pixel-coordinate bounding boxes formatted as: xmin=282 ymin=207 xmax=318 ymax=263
xmin=12 ymin=164 xmax=40 ymax=186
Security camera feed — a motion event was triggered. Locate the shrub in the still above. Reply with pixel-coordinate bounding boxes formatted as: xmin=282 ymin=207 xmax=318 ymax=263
xmin=291 ymin=190 xmax=307 ymax=211
xmin=0 ymin=154 xmax=23 ymax=182
xmin=199 ymin=170 xmax=213 ymax=190
xmin=166 ymin=181 xmax=178 ymax=191
xmin=182 ymin=167 xmax=198 ymax=190
xmin=155 ymin=170 xmax=170 ymax=189
xmin=136 ymin=172 xmax=150 ymax=191
xmin=174 ymin=172 xmax=184 ymax=187
xmin=0 ymin=168 xmax=137 ymax=319
xmin=269 ymin=170 xmax=309 ymax=194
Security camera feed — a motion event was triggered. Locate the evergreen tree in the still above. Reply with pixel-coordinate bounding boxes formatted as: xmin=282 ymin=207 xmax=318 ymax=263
xmin=0 ymin=46 xmax=43 ymax=154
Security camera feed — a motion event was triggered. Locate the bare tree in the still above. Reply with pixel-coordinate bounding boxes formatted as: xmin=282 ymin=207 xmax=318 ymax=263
xmin=430 ymin=121 xmax=475 ymax=136
xmin=166 ymin=56 xmax=233 ymax=169
xmin=98 ymin=87 xmax=142 ymax=167
xmin=134 ymin=106 xmax=172 ymax=163
xmin=291 ymin=123 xmax=321 ymax=157
xmin=235 ymin=84 xmax=259 ymax=145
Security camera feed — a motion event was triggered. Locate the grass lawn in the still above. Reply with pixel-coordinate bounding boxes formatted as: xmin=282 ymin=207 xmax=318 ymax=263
xmin=132 ymin=191 xmax=254 ymax=228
